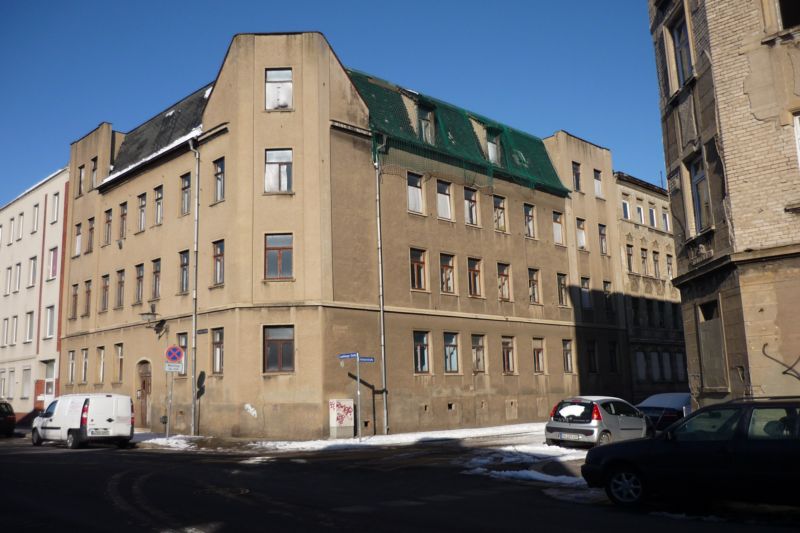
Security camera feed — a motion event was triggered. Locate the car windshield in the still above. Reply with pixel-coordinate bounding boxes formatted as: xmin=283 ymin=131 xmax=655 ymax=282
xmin=553 ymin=401 xmax=593 ymax=423
xmin=0 ymin=403 xmax=12 ymax=415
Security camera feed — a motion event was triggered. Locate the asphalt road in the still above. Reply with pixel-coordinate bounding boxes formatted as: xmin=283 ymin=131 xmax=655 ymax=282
xmin=0 ymin=434 xmax=797 ymax=532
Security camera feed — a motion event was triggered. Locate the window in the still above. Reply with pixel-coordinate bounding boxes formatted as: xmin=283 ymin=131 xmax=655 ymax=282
xmin=25 ymin=311 xmax=34 ymax=342
xmin=86 ymin=217 xmax=94 ymax=252
xmin=69 ymin=284 xmax=78 ymax=319
xmin=134 ymin=264 xmax=144 ymax=304
xmin=780 ymin=0 xmax=800 ymax=29
xmin=636 ymin=205 xmax=645 ymax=224
xmin=68 ymin=351 xmax=75 ymax=384
xmin=51 ymin=192 xmax=60 ymax=223
xmin=557 ymin=273 xmax=568 ymax=306
xmin=572 ymin=162 xmax=581 ymax=191
xmin=603 ymin=281 xmax=613 ymax=315
xmin=661 ymin=351 xmax=673 ymax=381
xmin=689 ymin=156 xmax=711 ymax=232
xmin=265 ymin=234 xmax=293 ymax=279
xmin=648 ymin=207 xmax=657 ymax=227
xmin=180 ymin=174 xmax=191 ymax=215
xmin=16 ymin=213 xmax=23 ymax=239
xmin=413 ymin=331 xmax=429 ymax=373
xmin=115 ymin=269 xmax=125 ymax=308
xmin=265 ymin=68 xmax=292 ymax=110
xmin=675 ymin=352 xmax=686 ymax=381
xmin=662 ymin=210 xmax=671 ymax=232
xmin=748 ymin=407 xmax=798 ymax=440
xmin=177 ymin=333 xmax=188 ymax=376
xmin=27 ymin=256 xmax=37 ymax=287
xmin=47 ymin=247 xmax=58 ymax=279
xmin=523 ymin=204 xmax=535 ymax=238
xmin=653 ymin=251 xmax=661 ymax=278
xmin=13 ymin=263 xmax=20 ymax=292
xmin=497 ymin=263 xmax=511 ymax=301
xmin=154 ymin=186 xmax=163 ymax=225
xmin=211 ymin=328 xmax=224 ymax=374
xmin=493 ymin=196 xmax=506 ymax=232
xmin=4 ymin=267 xmax=10 ymax=295
xmin=96 ymin=347 xmax=105 ymax=383
xmin=552 ymin=212 xmax=564 ymax=244
xmin=471 ymin=334 xmax=485 ymax=373
xmin=666 ymin=254 xmax=674 ymax=279
xmin=77 ymin=165 xmax=84 ymax=196
xmin=213 ymin=240 xmax=225 ymax=285
xmin=626 ymin=245 xmax=634 ymax=272
xmin=436 ymin=180 xmax=452 ymax=219
xmin=115 ymin=344 xmax=124 ymax=382
xmin=21 ymin=367 xmax=31 ymax=398
xmin=593 ymin=169 xmax=603 ymax=197
xmin=670 ymin=14 xmax=693 ymax=87
xmin=212 ymin=157 xmax=226 ymax=202
xmin=464 ymin=188 xmax=478 ymax=225
xmin=265 ymin=149 xmax=293 ymax=192
xmin=119 ymin=202 xmax=127 ymax=239
xmin=468 ymin=258 xmax=482 ymax=297
xmin=83 ymin=280 xmax=92 ymax=316
xmin=137 ymin=193 xmax=146 ymax=231
xmin=32 ymin=204 xmax=39 ymax=233
xmin=622 ymin=200 xmax=630 ymax=220
xmin=444 ymin=332 xmax=459 ymax=373
xmin=580 ymin=277 xmax=591 ymax=309
xmin=179 ymin=251 xmax=189 ymax=293
xmin=608 ymin=341 xmax=619 ymax=373
xmin=264 ymin=326 xmax=294 ymax=372
xmin=641 ymin=249 xmax=649 ymax=276
xmin=7 ymin=217 xmax=13 ymax=244
xmin=1 ymin=318 xmax=6 ymax=346
xmin=151 ymin=259 xmax=161 ymax=299
xmin=44 ymin=306 xmax=55 ymax=338
xmin=103 ymin=209 xmax=112 ymax=245
xmin=100 ymin=275 xmax=109 ymax=312
xmin=528 ymin=268 xmax=540 ymax=304
xmin=0 ymin=225 xmax=2 ymax=246
xmin=410 ymin=248 xmax=426 ymax=290
xmin=650 ymin=351 xmax=662 ymax=381
xmin=91 ymin=157 xmax=98 ymax=188
xmin=81 ymin=348 xmax=88 ymax=382
xmin=587 ymin=341 xmax=599 ymax=373
xmin=418 ymin=107 xmax=434 ymax=145
xmin=562 ymin=340 xmax=573 ymax=373
xmin=598 ymin=224 xmax=608 ymax=255
xmin=440 ymin=254 xmax=455 ymax=294
xmin=576 ymin=218 xmax=587 ymax=250
xmin=6 ymin=369 xmax=13 ymax=398
xmin=74 ymin=223 xmax=82 ymax=256
xmin=407 ymin=172 xmax=423 ymax=214
xmin=9 ymin=316 xmax=15 ymax=344
xmin=532 ymin=338 xmax=545 ymax=373
xmin=501 ymin=337 xmax=515 ymax=373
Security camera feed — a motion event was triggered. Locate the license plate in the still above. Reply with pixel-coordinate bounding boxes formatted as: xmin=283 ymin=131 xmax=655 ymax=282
xmin=91 ymin=428 xmax=109 ymax=436
xmin=559 ymin=433 xmax=580 ymax=440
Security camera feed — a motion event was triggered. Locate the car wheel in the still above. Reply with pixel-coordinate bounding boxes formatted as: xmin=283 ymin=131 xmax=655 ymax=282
xmin=67 ymin=431 xmax=81 ymax=450
xmin=597 ymin=431 xmax=613 ymax=446
xmin=545 ymin=438 xmax=558 ymax=446
xmin=31 ymin=429 xmax=42 ymax=446
xmin=605 ymin=466 xmax=646 ymax=507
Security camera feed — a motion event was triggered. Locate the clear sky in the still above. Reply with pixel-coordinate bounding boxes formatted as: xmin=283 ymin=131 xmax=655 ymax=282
xmin=0 ymin=0 xmax=664 ymax=206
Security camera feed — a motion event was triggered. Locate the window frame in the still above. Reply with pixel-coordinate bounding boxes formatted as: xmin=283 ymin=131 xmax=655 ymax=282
xmin=213 ymin=157 xmax=225 ymax=202
xmin=211 ymin=328 xmax=224 ymax=374
xmin=410 ymin=248 xmax=427 ymax=291
xmin=439 ymin=253 xmax=455 ymax=294
xmin=413 ymin=331 xmax=430 ymax=373
xmin=532 ymin=338 xmax=545 ymax=374
xmin=265 ymin=149 xmax=293 ymax=193
xmin=265 ymin=68 xmax=293 ymax=110
xmin=464 ymin=187 xmax=479 ymax=226
xmin=436 ymin=180 xmax=452 ymax=220
xmin=493 ymin=195 xmax=507 ymax=232
xmin=527 ymin=268 xmax=540 ymax=304
xmin=263 ymin=325 xmax=295 ymax=373
xmin=552 ymin=211 xmax=564 ymax=245
xmin=212 ymin=240 xmax=225 ymax=286
xmin=468 ymin=257 xmax=482 ymax=297
xmin=443 ymin=332 xmax=459 ymax=373
xmin=265 ymin=234 xmax=294 ymax=280
xmin=501 ymin=336 xmax=515 ymax=374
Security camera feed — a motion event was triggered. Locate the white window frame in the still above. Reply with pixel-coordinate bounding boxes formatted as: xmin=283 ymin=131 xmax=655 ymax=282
xmin=436 ymin=180 xmax=452 ymax=220
xmin=44 ymin=306 xmax=55 ymax=338
xmin=407 ymin=172 xmax=423 ymax=214
xmin=24 ymin=311 xmax=34 ymax=342
xmin=265 ymin=68 xmax=293 ymax=110
xmin=265 ymin=149 xmax=293 ymax=193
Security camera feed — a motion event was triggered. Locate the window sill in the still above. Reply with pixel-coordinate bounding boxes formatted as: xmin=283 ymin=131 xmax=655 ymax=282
xmin=263 ymin=277 xmax=295 ymax=283
xmin=595 ymin=196 xmax=606 ymax=202
xmin=413 ymin=372 xmax=431 ymax=377
xmin=554 ymin=243 xmax=567 ymax=248
xmin=494 ymin=229 xmax=509 ymax=235
xmin=262 ymin=371 xmax=295 ymax=376
xmin=176 ymin=291 xmax=189 ymax=296
xmin=71 ymin=254 xmax=80 ymax=259
xmin=80 ymin=314 xmax=89 ymax=318
xmin=465 ymin=223 xmax=482 ymax=229
xmin=467 ymin=294 xmax=486 ymax=300
xmin=209 ymin=199 xmax=225 ymax=207
xmin=209 ymin=283 xmax=225 ymax=290
xmin=443 ymin=372 xmax=463 ymax=376
xmin=440 ymin=292 xmax=458 ymax=297
xmin=113 ymin=306 xmax=124 ymax=311
xmin=499 ymin=298 xmax=512 ymax=303
xmin=437 ymin=217 xmax=455 ymax=224
xmin=407 ymin=210 xmax=426 ymax=218
xmin=685 ymin=224 xmax=715 ymax=244
xmin=98 ymin=309 xmax=108 ymax=314
xmin=410 ymin=288 xmax=431 ymax=294
xmin=523 ymin=235 xmax=537 ymax=241
xmin=43 ymin=335 xmax=53 ymax=340
xmin=84 ymin=249 xmax=93 ymax=255
xmin=101 ymin=243 xmax=110 ymax=249
xmin=23 ymin=340 xmax=32 ymax=344
xmin=46 ymin=277 xmax=56 ymax=282
xmin=132 ymin=302 xmax=143 ymax=307
xmin=529 ymin=302 xmax=543 ymax=307
xmin=209 ymin=373 xmax=224 ymax=378
xmin=264 ymin=108 xmax=295 ymax=113
xmin=557 ymin=305 xmax=571 ymax=309
xmin=578 ymin=248 xmax=590 ymax=254
xmin=133 ymin=230 xmax=145 ymax=236
xmin=263 ymin=191 xmax=295 ymax=196
xmin=666 ymin=74 xmax=696 ymax=107
xmin=26 ymin=284 xmax=34 ymax=289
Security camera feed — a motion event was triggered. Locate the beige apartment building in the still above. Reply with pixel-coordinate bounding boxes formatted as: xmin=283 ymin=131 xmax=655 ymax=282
xmin=61 ymin=32 xmax=683 ymax=439
xmin=0 ymin=168 xmax=68 ymax=419
xmin=649 ymin=0 xmax=800 ymax=404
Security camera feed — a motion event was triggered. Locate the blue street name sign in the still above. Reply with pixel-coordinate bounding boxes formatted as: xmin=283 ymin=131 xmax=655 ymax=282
xmin=338 ymin=352 xmax=358 ymax=359
xmin=359 ymin=357 xmax=375 ymax=363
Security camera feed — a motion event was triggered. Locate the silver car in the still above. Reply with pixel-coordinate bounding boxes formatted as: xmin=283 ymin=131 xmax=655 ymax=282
xmin=545 ymin=396 xmax=647 ymax=447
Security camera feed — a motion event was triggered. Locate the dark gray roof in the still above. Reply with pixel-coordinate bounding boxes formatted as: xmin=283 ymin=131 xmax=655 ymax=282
xmin=111 ymin=83 xmax=212 ymax=174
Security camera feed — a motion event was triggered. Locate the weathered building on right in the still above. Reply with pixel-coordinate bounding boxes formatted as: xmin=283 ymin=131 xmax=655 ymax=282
xmin=648 ymin=0 xmax=800 ymax=404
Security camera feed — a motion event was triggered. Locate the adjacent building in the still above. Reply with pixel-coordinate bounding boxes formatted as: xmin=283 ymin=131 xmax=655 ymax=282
xmin=649 ymin=0 xmax=800 ymax=403
xmin=0 ymin=168 xmax=69 ymax=419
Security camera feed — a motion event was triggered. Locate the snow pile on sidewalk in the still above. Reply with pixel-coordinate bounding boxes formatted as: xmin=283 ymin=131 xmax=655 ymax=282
xmin=141 ymin=435 xmax=201 ymax=450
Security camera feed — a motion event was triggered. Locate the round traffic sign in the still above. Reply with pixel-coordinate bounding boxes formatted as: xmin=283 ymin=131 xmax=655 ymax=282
xmin=166 ymin=345 xmax=184 ymax=363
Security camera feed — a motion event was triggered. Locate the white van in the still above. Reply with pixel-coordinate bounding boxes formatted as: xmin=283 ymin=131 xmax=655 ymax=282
xmin=32 ymin=393 xmax=134 ymax=449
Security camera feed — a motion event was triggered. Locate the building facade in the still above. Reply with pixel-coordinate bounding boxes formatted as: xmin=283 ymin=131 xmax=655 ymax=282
xmin=0 ymin=168 xmax=68 ymax=419
xmin=649 ymin=0 xmax=800 ymax=404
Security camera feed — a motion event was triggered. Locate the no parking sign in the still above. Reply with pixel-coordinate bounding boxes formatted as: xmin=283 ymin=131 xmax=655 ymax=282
xmin=165 ymin=345 xmax=184 ymax=372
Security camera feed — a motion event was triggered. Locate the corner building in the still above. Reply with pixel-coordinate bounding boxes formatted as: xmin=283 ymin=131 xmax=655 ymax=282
xmin=63 ymin=32 xmax=677 ymax=438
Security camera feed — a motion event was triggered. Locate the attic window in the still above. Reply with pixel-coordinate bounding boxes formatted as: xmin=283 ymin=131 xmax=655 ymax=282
xmin=487 ymin=132 xmax=500 ymax=164
xmin=780 ymin=0 xmax=800 ymax=29
xmin=266 ymin=69 xmax=293 ymax=110
xmin=418 ymin=107 xmax=435 ymax=145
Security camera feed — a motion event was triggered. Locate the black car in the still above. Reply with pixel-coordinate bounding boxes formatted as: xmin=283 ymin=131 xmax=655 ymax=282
xmin=581 ymin=396 xmax=800 ymax=507
xmin=0 ymin=400 xmax=15 ymax=437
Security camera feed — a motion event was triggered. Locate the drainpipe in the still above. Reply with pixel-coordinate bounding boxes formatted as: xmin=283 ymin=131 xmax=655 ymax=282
xmin=188 ymin=139 xmax=200 ymax=436
xmin=373 ymin=134 xmax=389 ymax=435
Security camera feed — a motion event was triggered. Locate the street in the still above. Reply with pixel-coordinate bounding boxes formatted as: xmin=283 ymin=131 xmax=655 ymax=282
xmin=0 ymin=434 xmax=797 ymax=532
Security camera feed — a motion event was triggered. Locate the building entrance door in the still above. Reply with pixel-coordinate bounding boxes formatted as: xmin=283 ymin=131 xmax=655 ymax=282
xmin=43 ymin=360 xmax=56 ymax=408
xmin=136 ymin=361 xmax=152 ymax=428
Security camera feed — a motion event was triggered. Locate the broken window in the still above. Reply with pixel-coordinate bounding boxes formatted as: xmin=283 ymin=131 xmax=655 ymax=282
xmin=266 ymin=69 xmax=293 ymax=110
xmin=670 ymin=14 xmax=692 ymax=86
xmin=418 ymin=107 xmax=435 ymax=145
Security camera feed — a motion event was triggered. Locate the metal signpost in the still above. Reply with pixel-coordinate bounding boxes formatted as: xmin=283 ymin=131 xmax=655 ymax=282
xmin=338 ymin=352 xmax=375 ymax=441
xmin=164 ymin=345 xmax=185 ymax=438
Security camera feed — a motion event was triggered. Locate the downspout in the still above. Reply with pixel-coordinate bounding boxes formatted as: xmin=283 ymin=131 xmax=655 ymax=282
xmin=373 ymin=133 xmax=389 ymax=435
xmin=188 ymin=139 xmax=200 ymax=436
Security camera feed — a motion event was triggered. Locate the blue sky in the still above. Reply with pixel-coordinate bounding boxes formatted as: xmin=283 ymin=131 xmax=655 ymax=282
xmin=0 ymin=0 xmax=664 ymax=206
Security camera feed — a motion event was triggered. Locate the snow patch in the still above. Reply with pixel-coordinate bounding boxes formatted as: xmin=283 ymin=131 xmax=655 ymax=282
xmin=143 ymin=435 xmax=199 ymax=450
xmin=240 ymin=456 xmax=274 ymax=464
xmin=165 ymin=110 xmax=175 ymax=117
xmin=244 ymin=404 xmax=257 ymax=418
xmin=204 ymin=86 xmax=213 ymax=99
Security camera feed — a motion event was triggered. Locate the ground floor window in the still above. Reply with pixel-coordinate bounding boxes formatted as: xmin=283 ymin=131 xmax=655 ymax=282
xmin=264 ymin=326 xmax=294 ymax=372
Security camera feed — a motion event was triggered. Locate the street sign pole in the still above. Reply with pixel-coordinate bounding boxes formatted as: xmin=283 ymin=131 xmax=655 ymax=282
xmin=166 ymin=372 xmax=174 ymax=438
xmin=356 ymin=352 xmax=362 ymax=442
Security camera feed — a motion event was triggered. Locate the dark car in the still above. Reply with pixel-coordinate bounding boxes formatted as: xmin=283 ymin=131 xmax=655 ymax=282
xmin=0 ymin=400 xmax=15 ymax=437
xmin=581 ymin=396 xmax=800 ymax=507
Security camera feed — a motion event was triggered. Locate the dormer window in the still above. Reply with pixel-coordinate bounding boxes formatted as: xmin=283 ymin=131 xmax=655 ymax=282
xmin=487 ymin=132 xmax=500 ymax=164
xmin=418 ymin=107 xmax=435 ymax=145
